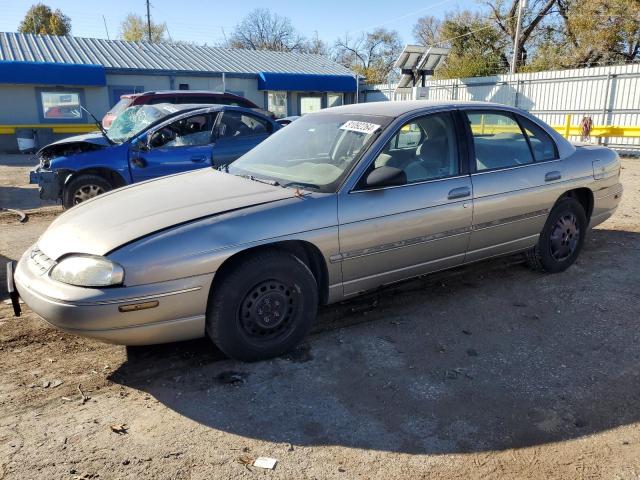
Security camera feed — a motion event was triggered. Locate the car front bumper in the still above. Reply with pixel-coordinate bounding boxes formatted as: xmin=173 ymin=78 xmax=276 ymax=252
xmin=30 ymin=167 xmax=63 ymax=201
xmin=10 ymin=247 xmax=214 ymax=345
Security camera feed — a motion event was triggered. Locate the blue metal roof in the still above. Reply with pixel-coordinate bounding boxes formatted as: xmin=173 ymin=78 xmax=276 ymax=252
xmin=0 ymin=32 xmax=354 ymax=77
xmin=258 ymin=72 xmax=357 ymax=92
xmin=0 ymin=60 xmax=106 ymax=86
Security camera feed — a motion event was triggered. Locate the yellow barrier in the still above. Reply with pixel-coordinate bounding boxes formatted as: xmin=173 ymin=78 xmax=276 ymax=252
xmin=553 ymin=114 xmax=640 ymax=138
xmin=0 ymin=124 xmax=96 ymax=135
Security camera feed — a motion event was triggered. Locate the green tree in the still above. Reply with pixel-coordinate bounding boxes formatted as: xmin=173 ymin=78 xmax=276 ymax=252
xmin=334 ymin=28 xmax=403 ymax=83
xmin=18 ymin=3 xmax=71 ymax=36
xmin=120 ymin=13 xmax=166 ymax=43
xmin=430 ymin=11 xmax=508 ymax=79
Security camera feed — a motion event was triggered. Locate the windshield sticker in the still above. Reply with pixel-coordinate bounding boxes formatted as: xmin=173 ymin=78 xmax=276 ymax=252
xmin=339 ymin=120 xmax=381 ymax=135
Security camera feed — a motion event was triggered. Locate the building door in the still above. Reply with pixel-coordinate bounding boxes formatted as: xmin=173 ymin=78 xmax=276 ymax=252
xmin=298 ymin=94 xmax=323 ymax=115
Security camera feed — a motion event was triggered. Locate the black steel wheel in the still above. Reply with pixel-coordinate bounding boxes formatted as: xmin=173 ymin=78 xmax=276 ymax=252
xmin=526 ymin=197 xmax=587 ymax=273
xmin=206 ymin=249 xmax=318 ymax=361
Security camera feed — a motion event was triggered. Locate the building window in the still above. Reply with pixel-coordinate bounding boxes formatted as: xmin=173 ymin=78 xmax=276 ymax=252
xmin=38 ymin=90 xmax=83 ymax=121
xmin=268 ymin=91 xmax=287 ymax=118
xmin=327 ymin=93 xmax=343 ymax=108
xmin=178 ymin=83 xmax=189 ymax=90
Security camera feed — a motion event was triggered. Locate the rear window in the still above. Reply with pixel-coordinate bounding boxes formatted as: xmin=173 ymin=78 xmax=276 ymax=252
xmin=108 ymin=98 xmax=133 ymax=115
xmin=175 ymin=95 xmax=254 ymax=107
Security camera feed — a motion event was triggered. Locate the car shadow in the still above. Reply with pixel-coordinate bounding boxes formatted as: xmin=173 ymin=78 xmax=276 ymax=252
xmin=109 ymin=228 xmax=640 ymax=454
xmin=0 ymin=186 xmax=57 ymax=210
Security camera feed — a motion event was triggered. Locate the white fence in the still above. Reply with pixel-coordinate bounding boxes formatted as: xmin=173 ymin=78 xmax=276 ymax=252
xmin=363 ymin=64 xmax=640 ymax=149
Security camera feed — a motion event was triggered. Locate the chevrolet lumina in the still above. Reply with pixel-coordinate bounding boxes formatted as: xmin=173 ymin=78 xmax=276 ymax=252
xmin=30 ymin=103 xmax=279 ymax=208
xmin=8 ymin=101 xmax=623 ymax=361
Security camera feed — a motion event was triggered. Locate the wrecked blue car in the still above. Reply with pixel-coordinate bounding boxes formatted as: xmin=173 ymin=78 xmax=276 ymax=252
xmin=31 ymin=103 xmax=279 ymax=208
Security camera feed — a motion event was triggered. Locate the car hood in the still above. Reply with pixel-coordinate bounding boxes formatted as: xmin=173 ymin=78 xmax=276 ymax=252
xmin=40 ymin=132 xmax=109 ymax=150
xmin=38 ymin=169 xmax=295 ymax=259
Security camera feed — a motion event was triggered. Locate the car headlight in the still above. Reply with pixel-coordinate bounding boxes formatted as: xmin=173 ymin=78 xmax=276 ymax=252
xmin=50 ymin=255 xmax=124 ymax=287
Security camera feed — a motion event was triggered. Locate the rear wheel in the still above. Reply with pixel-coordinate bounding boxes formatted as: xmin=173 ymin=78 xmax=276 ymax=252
xmin=62 ymin=174 xmax=113 ymax=209
xmin=526 ymin=197 xmax=587 ymax=273
xmin=206 ymin=250 xmax=318 ymax=361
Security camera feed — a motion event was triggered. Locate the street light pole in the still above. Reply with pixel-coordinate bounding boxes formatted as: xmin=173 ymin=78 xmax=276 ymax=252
xmin=511 ymin=0 xmax=527 ymax=74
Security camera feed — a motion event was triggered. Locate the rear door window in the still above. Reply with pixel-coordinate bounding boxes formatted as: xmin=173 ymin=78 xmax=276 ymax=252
xmin=217 ymin=111 xmax=272 ymax=137
xmin=516 ymin=115 xmax=558 ymax=162
xmin=465 ymin=111 xmax=534 ymax=171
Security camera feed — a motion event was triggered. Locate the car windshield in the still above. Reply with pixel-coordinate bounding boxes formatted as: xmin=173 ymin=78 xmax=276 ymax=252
xmin=228 ymin=113 xmax=391 ymax=192
xmin=107 ymin=104 xmax=178 ymax=143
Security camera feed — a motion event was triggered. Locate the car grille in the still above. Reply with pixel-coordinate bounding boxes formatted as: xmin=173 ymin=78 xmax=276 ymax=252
xmin=29 ymin=246 xmax=55 ymax=274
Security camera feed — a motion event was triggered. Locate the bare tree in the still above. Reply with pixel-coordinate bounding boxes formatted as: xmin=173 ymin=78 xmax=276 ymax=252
xmin=303 ymin=31 xmax=329 ymax=56
xmin=412 ymin=16 xmax=442 ymax=46
xmin=334 ymin=28 xmax=402 ymax=84
xmin=229 ymin=8 xmax=305 ymax=52
xmin=485 ymin=0 xmax=556 ymax=70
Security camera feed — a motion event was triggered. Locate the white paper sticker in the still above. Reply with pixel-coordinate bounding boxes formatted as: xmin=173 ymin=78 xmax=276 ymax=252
xmin=253 ymin=457 xmax=278 ymax=469
xmin=339 ymin=120 xmax=381 ymax=135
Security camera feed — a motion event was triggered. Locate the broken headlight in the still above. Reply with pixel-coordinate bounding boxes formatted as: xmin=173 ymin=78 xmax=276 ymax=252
xmin=50 ymin=255 xmax=124 ymax=287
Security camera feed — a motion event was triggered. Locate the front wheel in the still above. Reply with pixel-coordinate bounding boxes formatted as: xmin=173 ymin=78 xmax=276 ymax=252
xmin=62 ymin=174 xmax=113 ymax=209
xmin=206 ymin=250 xmax=318 ymax=362
xmin=526 ymin=197 xmax=587 ymax=273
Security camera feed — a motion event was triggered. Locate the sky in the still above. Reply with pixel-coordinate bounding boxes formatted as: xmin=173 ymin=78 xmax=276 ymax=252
xmin=1 ymin=0 xmax=478 ymax=46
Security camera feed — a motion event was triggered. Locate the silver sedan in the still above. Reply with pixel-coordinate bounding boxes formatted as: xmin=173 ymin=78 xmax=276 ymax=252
xmin=8 ymin=101 xmax=623 ymax=361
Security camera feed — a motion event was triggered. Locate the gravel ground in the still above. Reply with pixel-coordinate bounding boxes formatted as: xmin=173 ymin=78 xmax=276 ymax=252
xmin=1 ymin=156 xmax=639 ymax=479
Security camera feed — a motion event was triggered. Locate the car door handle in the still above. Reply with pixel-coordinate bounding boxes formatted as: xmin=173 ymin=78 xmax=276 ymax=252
xmin=447 ymin=187 xmax=471 ymax=200
xmin=545 ymin=171 xmax=561 ymax=182
xmin=191 ymin=155 xmax=207 ymax=163
xmin=132 ymin=157 xmax=147 ymax=168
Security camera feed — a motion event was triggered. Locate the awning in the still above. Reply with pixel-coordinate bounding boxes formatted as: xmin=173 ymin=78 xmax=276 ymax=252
xmin=0 ymin=61 xmax=106 ymax=86
xmin=258 ymin=72 xmax=356 ymax=92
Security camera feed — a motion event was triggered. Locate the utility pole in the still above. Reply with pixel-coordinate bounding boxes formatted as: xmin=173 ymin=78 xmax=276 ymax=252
xmin=510 ymin=0 xmax=527 ymax=74
xmin=146 ymin=0 xmax=152 ymax=42
xmin=102 ymin=15 xmax=110 ymax=40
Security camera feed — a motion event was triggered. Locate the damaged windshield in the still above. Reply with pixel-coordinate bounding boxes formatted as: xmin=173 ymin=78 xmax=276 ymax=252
xmin=106 ymin=104 xmax=180 ymax=143
xmin=228 ymin=113 xmax=391 ymax=193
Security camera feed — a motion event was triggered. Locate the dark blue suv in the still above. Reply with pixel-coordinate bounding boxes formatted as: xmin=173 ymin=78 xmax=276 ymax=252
xmin=31 ymin=103 xmax=280 ymax=208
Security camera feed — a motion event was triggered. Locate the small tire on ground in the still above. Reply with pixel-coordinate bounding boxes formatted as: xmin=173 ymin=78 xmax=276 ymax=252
xmin=526 ymin=197 xmax=587 ymax=273
xmin=62 ymin=174 xmax=113 ymax=209
xmin=206 ymin=249 xmax=318 ymax=362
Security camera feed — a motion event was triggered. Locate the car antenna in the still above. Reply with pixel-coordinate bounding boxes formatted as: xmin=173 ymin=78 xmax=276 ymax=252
xmin=80 ymin=106 xmax=114 ymax=144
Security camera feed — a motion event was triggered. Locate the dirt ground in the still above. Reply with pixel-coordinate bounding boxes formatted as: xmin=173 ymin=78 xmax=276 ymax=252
xmin=1 ymin=156 xmax=639 ymax=480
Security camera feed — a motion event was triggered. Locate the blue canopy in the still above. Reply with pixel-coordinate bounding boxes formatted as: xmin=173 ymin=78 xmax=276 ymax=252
xmin=258 ymin=72 xmax=356 ymax=92
xmin=0 ymin=61 xmax=106 ymax=86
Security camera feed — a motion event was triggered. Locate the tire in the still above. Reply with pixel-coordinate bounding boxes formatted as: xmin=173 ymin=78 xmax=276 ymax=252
xmin=526 ymin=197 xmax=587 ymax=273
xmin=206 ymin=250 xmax=318 ymax=362
xmin=62 ymin=174 xmax=113 ymax=209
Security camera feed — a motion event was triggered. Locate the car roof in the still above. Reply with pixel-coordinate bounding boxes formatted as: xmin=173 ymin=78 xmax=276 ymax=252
xmin=125 ymin=90 xmax=241 ymax=98
xmin=148 ymin=103 xmax=273 ymax=119
xmin=318 ymin=100 xmax=522 ymax=118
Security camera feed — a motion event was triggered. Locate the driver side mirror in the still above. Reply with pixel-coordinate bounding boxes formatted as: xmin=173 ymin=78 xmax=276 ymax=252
xmin=364 ymin=166 xmax=407 ymax=189
xmin=132 ymin=135 xmax=149 ymax=152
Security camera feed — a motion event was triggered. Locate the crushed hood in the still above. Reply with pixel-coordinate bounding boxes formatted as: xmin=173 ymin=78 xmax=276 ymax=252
xmin=38 ymin=169 xmax=294 ymax=259
xmin=39 ymin=132 xmax=110 ymax=151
